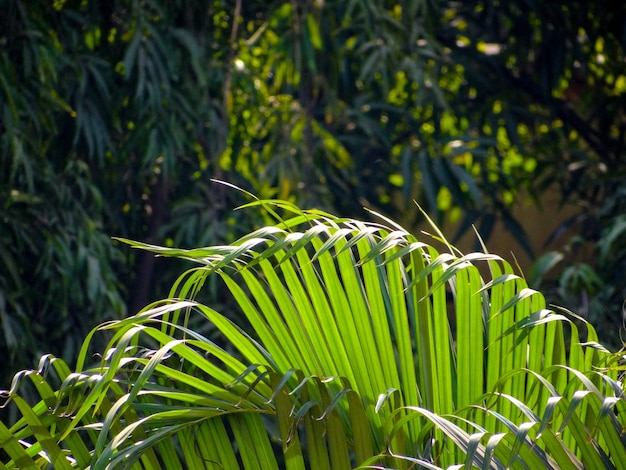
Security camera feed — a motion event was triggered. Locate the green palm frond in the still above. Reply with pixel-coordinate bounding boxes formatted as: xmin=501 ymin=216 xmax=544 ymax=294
xmin=1 ymin=201 xmax=624 ymax=469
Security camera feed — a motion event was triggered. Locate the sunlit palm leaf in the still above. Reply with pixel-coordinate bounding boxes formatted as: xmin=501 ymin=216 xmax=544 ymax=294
xmin=1 ymin=202 xmax=624 ymax=468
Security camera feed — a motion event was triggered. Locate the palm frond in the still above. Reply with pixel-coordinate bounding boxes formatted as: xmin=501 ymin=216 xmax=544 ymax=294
xmin=1 ymin=202 xmax=624 ymax=468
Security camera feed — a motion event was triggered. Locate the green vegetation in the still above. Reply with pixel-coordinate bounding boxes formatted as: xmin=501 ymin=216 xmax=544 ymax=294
xmin=2 ymin=1 xmax=625 ymax=384
xmin=1 ymin=1 xmax=625 ymax=466
xmin=1 ymin=200 xmax=624 ymax=468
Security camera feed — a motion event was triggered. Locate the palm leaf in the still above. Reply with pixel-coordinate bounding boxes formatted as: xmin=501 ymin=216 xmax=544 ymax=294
xmin=1 ymin=201 xmax=624 ymax=468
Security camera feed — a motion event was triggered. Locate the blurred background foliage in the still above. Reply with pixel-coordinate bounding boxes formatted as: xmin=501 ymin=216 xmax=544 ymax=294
xmin=1 ymin=0 xmax=625 ymax=388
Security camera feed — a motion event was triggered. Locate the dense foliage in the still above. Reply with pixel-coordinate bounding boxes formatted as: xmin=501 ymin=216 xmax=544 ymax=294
xmin=1 ymin=201 xmax=624 ymax=468
xmin=1 ymin=1 xmax=625 ymax=387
